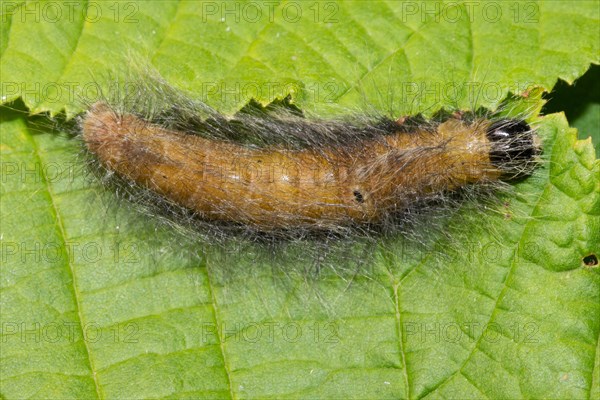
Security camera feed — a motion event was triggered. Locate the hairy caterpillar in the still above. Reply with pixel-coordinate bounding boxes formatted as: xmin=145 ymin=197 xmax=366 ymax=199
xmin=80 ymin=88 xmax=540 ymax=236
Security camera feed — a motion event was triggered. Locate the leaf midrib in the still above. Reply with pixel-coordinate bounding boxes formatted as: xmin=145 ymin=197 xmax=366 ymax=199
xmin=24 ymin=123 xmax=102 ymax=398
xmin=204 ymin=262 xmax=235 ymax=400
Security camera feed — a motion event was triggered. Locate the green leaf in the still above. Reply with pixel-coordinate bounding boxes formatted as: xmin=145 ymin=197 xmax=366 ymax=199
xmin=1 ymin=1 xmax=599 ymax=399
xmin=1 ymin=1 xmax=599 ymax=116
xmin=545 ymin=65 xmax=600 ymax=157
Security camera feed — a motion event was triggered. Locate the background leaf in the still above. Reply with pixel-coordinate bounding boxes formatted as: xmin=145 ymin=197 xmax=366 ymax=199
xmin=1 ymin=1 xmax=599 ymax=116
xmin=1 ymin=1 xmax=599 ymax=399
xmin=545 ymin=65 xmax=600 ymax=156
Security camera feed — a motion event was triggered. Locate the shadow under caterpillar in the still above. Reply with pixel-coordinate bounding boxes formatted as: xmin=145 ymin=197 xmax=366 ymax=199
xmin=81 ymin=100 xmax=540 ymax=235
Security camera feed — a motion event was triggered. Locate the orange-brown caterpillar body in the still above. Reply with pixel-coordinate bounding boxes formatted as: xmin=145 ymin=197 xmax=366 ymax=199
xmin=82 ymin=102 xmax=538 ymax=232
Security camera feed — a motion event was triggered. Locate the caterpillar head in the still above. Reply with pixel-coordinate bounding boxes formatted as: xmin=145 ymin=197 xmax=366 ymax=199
xmin=486 ymin=119 xmax=540 ymax=180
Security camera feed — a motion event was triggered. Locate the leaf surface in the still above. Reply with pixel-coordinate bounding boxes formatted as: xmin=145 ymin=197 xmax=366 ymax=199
xmin=1 ymin=1 xmax=599 ymax=399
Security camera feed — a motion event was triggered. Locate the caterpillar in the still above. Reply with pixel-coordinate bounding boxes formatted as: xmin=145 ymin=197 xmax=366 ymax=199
xmin=80 ymin=91 xmax=540 ymax=236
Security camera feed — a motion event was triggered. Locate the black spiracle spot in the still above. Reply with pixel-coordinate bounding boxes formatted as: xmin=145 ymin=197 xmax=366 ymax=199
xmin=353 ymin=190 xmax=364 ymax=203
